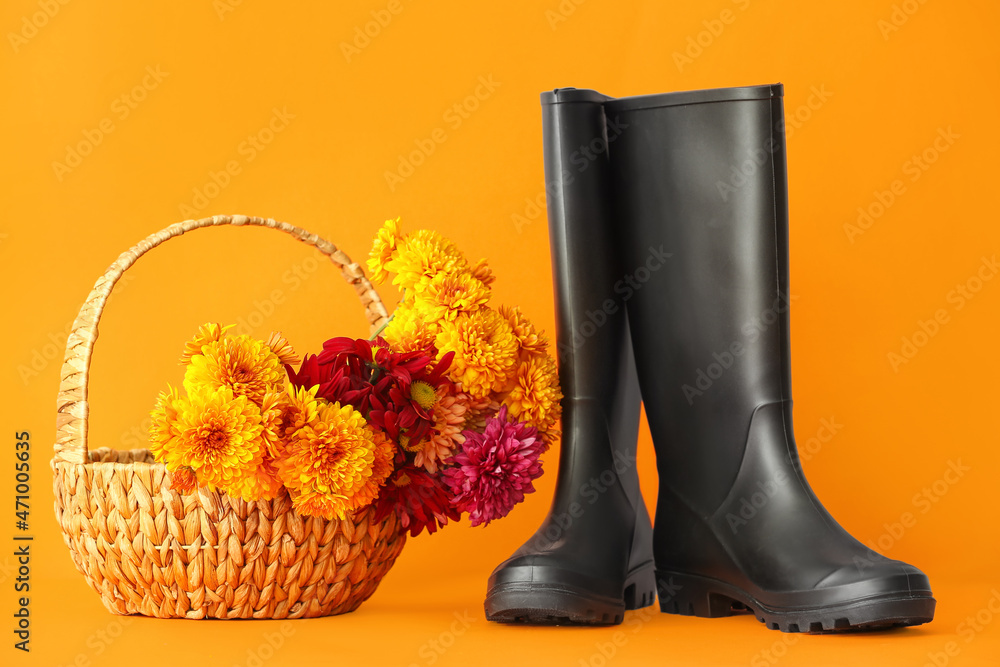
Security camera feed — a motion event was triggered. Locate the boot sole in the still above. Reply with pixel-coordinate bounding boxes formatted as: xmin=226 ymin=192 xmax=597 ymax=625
xmin=485 ymin=561 xmax=657 ymax=625
xmin=656 ymin=570 xmax=936 ymax=633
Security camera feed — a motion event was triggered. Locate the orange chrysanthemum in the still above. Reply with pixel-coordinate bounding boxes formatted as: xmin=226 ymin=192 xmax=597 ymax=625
xmin=369 ymin=430 xmax=397 ymax=494
xmin=184 ymin=333 xmax=286 ymax=405
xmin=435 ymin=308 xmax=519 ymax=399
xmin=414 ymin=392 xmax=468 ymax=473
xmin=499 ymin=305 xmax=549 ymax=357
xmin=460 ymin=393 xmax=501 ymax=434
xmin=538 ymin=425 xmax=562 ymax=451
xmin=168 ymin=466 xmax=199 ymax=494
xmin=278 ymin=401 xmax=393 ymax=520
xmin=503 ymin=353 xmax=563 ymax=443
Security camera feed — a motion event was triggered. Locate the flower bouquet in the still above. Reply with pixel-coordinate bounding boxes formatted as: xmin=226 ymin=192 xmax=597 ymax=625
xmin=138 ymin=218 xmax=561 ymax=612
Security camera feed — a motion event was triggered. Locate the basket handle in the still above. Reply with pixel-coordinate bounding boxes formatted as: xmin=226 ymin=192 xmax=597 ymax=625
xmin=54 ymin=214 xmax=390 ymax=465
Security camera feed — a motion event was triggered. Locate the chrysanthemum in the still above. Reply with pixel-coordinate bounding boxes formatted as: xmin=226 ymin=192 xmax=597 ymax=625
xmin=435 ymin=309 xmax=519 ymax=399
xmin=149 ymin=385 xmax=183 ymax=461
xmin=179 ymin=323 xmax=234 ymax=365
xmin=159 ymin=385 xmax=265 ymax=492
xmin=258 ymin=391 xmax=289 ymax=458
xmin=168 ymin=466 xmax=198 ymax=494
xmin=503 ymin=353 xmax=563 ymax=441
xmin=460 ymin=393 xmax=500 ymax=433
xmin=385 ymin=229 xmax=467 ymax=296
xmin=413 ymin=392 xmax=467 ymax=473
xmin=184 ymin=334 xmax=286 ymax=405
xmin=278 ymin=401 xmax=392 ymax=520
xmin=368 ymin=429 xmax=398 ymax=493
xmin=498 ymin=305 xmax=549 ymax=357
xmin=469 ymin=258 xmax=496 ymax=287
xmin=265 ymin=331 xmax=300 ymax=366
xmin=414 ymin=271 xmax=491 ymax=322
xmin=382 ymin=304 xmax=439 ymax=354
xmin=368 ymin=217 xmax=402 ymax=284
xmin=443 ymin=405 xmax=544 ymax=526
xmin=373 ymin=466 xmax=461 ymax=537
xmin=537 ymin=424 xmax=562 ymax=451
xmin=224 ymin=454 xmax=284 ymax=501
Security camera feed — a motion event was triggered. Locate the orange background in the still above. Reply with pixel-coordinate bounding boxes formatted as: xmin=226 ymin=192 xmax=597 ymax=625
xmin=2 ymin=1 xmax=998 ymax=665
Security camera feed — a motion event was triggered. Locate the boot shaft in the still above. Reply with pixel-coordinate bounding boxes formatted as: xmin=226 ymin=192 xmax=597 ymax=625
xmin=606 ymin=85 xmax=793 ymax=512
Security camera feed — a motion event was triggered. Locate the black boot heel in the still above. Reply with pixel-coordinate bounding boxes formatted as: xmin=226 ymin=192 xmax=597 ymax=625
xmin=655 ymin=570 xmax=751 ymax=618
xmin=623 ymin=561 xmax=657 ymax=610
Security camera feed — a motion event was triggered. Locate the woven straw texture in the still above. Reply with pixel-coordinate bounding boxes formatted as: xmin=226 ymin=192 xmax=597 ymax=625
xmin=51 ymin=215 xmax=407 ymax=619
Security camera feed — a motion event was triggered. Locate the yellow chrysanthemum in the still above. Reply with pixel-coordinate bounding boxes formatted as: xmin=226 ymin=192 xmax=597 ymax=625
xmin=470 ymin=258 xmax=496 ymax=287
xmin=414 ymin=271 xmax=491 ymax=322
xmin=184 ymin=334 xmax=286 ymax=405
xmin=504 ymin=353 xmax=563 ymax=439
xmin=414 ymin=392 xmax=468 ymax=473
xmin=278 ymin=401 xmax=392 ymax=520
xmin=382 ymin=303 xmax=439 ymax=354
xmin=385 ymin=229 xmax=467 ymax=296
xmin=224 ymin=454 xmax=284 ymax=502
xmin=149 ymin=385 xmax=182 ymax=459
xmin=498 ymin=305 xmax=549 ymax=357
xmin=368 ymin=217 xmax=402 ymax=284
xmin=156 ymin=385 xmax=265 ymax=492
xmin=435 ymin=308 xmax=519 ymax=399
xmin=179 ymin=323 xmax=234 ymax=364
xmin=265 ymin=331 xmax=300 ymax=366
xmin=258 ymin=391 xmax=288 ymax=458
xmin=280 ymin=383 xmax=322 ymax=435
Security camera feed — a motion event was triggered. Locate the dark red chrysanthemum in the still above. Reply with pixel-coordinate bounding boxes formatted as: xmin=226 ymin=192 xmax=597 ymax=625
xmin=293 ymin=336 xmax=453 ymax=449
xmin=373 ymin=465 xmax=461 ymax=537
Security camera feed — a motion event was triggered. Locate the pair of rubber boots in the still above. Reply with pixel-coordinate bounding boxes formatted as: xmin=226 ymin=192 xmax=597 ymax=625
xmin=485 ymin=84 xmax=936 ymax=632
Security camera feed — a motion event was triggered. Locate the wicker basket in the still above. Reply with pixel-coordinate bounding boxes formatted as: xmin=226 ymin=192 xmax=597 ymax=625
xmin=51 ymin=215 xmax=407 ymax=619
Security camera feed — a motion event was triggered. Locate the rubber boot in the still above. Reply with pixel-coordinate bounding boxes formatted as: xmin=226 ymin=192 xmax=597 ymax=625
xmin=599 ymin=83 xmax=935 ymax=632
xmin=484 ymin=89 xmax=657 ymax=625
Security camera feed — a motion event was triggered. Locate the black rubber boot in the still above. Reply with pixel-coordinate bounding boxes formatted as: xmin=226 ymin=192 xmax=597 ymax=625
xmin=484 ymin=89 xmax=656 ymax=625
xmin=600 ymin=83 xmax=935 ymax=632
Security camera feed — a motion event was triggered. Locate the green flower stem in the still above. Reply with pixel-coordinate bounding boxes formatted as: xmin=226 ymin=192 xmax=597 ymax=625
xmin=369 ymin=314 xmax=394 ymax=340
xmin=369 ymin=289 xmax=404 ymax=340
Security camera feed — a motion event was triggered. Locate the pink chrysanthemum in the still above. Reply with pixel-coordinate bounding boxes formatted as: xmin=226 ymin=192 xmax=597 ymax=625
xmin=442 ymin=405 xmax=544 ymax=526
